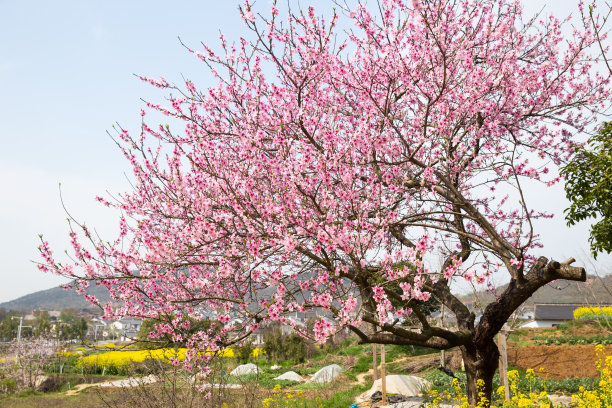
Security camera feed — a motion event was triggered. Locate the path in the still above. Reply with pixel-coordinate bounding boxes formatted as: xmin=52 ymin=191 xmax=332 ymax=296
xmin=63 ymin=374 xmax=158 ymax=396
xmin=353 ymin=353 xmax=438 ymax=387
xmin=64 ymin=383 xmax=96 ymax=396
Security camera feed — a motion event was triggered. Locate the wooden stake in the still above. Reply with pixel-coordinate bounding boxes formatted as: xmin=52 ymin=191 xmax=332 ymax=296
xmin=440 ymin=304 xmax=446 ymax=367
xmin=373 ymin=343 xmax=378 ymax=381
xmin=498 ymin=329 xmax=510 ymax=401
xmin=381 ymin=344 xmax=387 ymax=404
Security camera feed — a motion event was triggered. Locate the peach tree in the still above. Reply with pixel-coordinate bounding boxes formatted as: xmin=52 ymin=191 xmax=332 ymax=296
xmin=38 ymin=0 xmax=610 ymax=403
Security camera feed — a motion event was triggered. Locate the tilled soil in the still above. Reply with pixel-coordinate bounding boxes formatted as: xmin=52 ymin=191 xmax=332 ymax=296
xmin=507 ymin=344 xmax=612 ymax=379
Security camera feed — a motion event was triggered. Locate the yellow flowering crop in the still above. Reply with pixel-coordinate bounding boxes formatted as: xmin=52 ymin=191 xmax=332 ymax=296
xmin=78 ymin=346 xmax=262 ymax=371
xmin=573 ymin=306 xmax=612 ymax=320
xmin=78 ymin=348 xmax=188 ymax=370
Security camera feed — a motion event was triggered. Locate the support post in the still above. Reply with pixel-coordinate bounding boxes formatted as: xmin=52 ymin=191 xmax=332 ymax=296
xmin=440 ymin=304 xmax=446 ymax=367
xmin=381 ymin=344 xmax=387 ymax=404
xmin=498 ymin=328 xmax=510 ymax=401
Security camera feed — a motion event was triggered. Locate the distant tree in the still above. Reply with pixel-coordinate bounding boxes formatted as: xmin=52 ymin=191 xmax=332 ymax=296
xmin=56 ymin=310 xmax=88 ymax=341
xmin=32 ymin=311 xmax=51 ymax=337
xmin=562 ymin=122 xmax=612 ymax=259
xmin=0 ymin=308 xmax=7 ymax=322
xmin=262 ymin=326 xmax=310 ymax=363
xmin=137 ymin=317 xmax=216 ymax=348
xmin=76 ymin=318 xmax=88 ymax=341
xmin=236 ymin=340 xmax=255 ymax=363
xmin=0 ymin=316 xmax=18 ymax=341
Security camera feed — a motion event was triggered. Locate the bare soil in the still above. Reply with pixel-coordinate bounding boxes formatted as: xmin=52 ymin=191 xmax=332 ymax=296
xmin=507 ymin=344 xmax=612 ymax=379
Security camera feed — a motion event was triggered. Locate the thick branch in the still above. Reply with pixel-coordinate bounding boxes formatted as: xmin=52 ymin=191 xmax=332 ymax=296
xmin=425 ymin=280 xmax=475 ymax=332
xmin=389 ymin=224 xmax=416 ymax=248
xmin=350 ymin=315 xmax=470 ymax=350
xmin=475 ymin=257 xmax=586 ymax=346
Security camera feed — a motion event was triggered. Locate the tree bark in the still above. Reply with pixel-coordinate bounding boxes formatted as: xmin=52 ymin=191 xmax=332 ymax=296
xmin=460 ymin=341 xmax=499 ymax=407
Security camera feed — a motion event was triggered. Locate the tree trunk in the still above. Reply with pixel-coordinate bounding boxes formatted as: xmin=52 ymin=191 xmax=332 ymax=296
xmin=460 ymin=341 xmax=499 ymax=407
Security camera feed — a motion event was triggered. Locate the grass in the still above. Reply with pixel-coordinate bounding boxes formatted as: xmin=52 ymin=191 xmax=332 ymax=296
xmin=318 ymin=384 xmax=369 ymax=408
xmin=0 ymin=387 xmax=106 ymax=408
xmin=292 ymin=382 xmax=329 ymax=390
xmin=352 ymin=353 xmax=372 ymax=373
xmin=234 ymin=372 xmax=299 ymax=389
xmin=8 ymin=327 xmax=605 ymax=407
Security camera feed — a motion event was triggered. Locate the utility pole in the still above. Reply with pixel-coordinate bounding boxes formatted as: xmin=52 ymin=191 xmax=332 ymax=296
xmin=94 ymin=324 xmax=105 ymax=341
xmin=11 ymin=316 xmax=25 ymax=343
xmin=17 ymin=317 xmax=23 ymax=342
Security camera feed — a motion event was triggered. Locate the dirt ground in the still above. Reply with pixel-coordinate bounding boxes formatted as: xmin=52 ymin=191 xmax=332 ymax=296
xmin=507 ymin=344 xmax=612 ymax=379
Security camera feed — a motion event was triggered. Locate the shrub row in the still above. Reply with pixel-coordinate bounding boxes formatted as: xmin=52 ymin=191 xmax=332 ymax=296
xmin=533 ymin=334 xmax=612 ymax=346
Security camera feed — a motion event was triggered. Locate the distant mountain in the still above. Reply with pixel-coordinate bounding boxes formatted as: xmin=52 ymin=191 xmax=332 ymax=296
xmin=463 ymin=273 xmax=612 ymax=309
xmin=5 ymin=270 xmax=610 ymax=314
xmin=0 ymin=284 xmax=113 ymax=312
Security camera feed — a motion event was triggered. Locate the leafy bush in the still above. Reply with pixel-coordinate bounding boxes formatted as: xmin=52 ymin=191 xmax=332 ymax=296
xmin=0 ymin=377 xmax=16 ymax=394
xmin=237 ymin=341 xmax=255 ymax=363
xmin=532 ymin=334 xmax=612 ymax=346
xmin=263 ymin=330 xmax=314 ymax=363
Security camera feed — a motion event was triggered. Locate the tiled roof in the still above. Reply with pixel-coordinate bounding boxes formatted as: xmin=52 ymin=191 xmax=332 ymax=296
xmin=534 ymin=303 xmax=586 ymax=320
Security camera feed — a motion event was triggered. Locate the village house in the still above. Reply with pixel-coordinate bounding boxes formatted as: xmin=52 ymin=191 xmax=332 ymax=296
xmin=520 ymin=303 xmax=587 ymax=328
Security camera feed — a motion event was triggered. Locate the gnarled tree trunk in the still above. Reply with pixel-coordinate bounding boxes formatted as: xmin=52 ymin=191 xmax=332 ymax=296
xmin=461 ymin=341 xmax=500 ymax=406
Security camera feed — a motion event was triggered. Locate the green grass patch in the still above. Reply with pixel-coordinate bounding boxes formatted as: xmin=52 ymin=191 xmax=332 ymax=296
xmin=292 ymin=382 xmax=333 ymax=391
xmin=352 ymin=354 xmax=372 ymax=374
xmin=318 ymin=384 xmax=369 ymax=408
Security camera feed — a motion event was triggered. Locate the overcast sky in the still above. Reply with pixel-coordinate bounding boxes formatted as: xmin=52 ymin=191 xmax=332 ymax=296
xmin=0 ymin=0 xmax=610 ymax=304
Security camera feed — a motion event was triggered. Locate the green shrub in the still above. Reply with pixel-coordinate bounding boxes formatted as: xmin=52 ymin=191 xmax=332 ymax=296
xmin=533 ymin=334 xmax=612 ymax=346
xmin=236 ymin=341 xmax=255 ymax=363
xmin=263 ymin=329 xmax=314 ymax=363
xmin=0 ymin=377 xmax=16 ymax=394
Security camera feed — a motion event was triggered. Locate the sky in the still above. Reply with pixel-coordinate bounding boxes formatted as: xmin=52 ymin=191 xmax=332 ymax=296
xmin=0 ymin=0 xmax=610 ymax=304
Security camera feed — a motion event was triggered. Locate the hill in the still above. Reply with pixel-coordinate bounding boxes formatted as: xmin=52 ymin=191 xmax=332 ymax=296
xmin=464 ymin=273 xmax=612 ymax=308
xmin=0 ymin=284 xmax=113 ymax=312
xmin=4 ymin=271 xmax=611 ymax=313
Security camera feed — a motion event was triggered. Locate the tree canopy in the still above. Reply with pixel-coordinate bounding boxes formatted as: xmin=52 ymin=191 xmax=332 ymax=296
xmin=38 ymin=0 xmax=610 ymax=403
xmin=562 ymin=121 xmax=612 ymax=259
